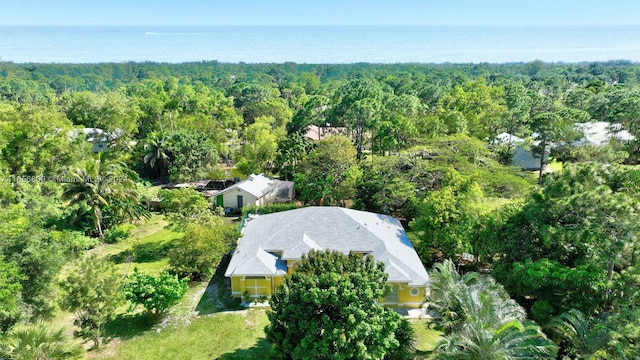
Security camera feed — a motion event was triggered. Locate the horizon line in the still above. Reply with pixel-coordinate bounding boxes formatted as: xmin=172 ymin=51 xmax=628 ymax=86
xmin=2 ymin=23 xmax=640 ymax=27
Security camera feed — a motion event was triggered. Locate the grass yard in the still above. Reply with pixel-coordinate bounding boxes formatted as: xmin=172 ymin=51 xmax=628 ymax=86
xmin=92 ymin=310 xmax=443 ymax=359
xmin=91 ymin=309 xmax=270 ymax=360
xmin=64 ymin=213 xmax=443 ymax=359
xmin=411 ymin=319 xmax=444 ymax=359
xmin=53 ymin=215 xmax=183 ymax=335
xmin=80 ymin=214 xmax=251 ymax=358
xmin=90 ymin=214 xmax=183 ymax=276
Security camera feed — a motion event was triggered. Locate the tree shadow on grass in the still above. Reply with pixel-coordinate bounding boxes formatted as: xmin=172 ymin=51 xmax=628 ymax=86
xmin=110 ymin=240 xmax=174 ymax=264
xmin=195 ymin=254 xmax=243 ymax=316
xmin=103 ymin=312 xmax=153 ymax=342
xmin=216 ymin=338 xmax=271 ymax=360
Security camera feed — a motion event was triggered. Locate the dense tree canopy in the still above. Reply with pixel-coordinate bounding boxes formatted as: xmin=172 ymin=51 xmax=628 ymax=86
xmin=482 ymin=162 xmax=640 ymax=323
xmin=2 ymin=59 xmax=640 ymax=357
xmin=428 ymin=260 xmax=557 ymax=360
xmin=294 ymin=135 xmax=360 ymax=206
xmin=265 ymin=250 xmax=412 ymax=360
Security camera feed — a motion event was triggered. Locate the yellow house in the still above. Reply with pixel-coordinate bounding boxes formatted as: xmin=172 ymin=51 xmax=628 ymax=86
xmin=224 ymin=207 xmax=429 ymax=308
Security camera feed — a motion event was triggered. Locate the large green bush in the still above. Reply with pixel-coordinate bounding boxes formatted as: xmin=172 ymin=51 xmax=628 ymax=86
xmin=123 ymin=268 xmax=188 ymax=324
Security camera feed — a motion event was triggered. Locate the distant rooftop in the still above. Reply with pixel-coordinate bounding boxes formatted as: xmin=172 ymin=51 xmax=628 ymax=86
xmin=574 ymin=121 xmax=635 ymax=146
xmin=304 ymin=126 xmax=347 ymax=141
xmin=217 ymin=173 xmax=282 ymax=198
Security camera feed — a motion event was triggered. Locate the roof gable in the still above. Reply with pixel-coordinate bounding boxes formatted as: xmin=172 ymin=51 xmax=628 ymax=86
xmin=218 ymin=173 xmax=276 ymax=198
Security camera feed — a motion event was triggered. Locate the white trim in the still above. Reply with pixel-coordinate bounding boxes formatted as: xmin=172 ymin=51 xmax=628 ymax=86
xmin=398 ymin=301 xmax=424 ymax=306
xmin=409 ymin=287 xmax=420 ymax=297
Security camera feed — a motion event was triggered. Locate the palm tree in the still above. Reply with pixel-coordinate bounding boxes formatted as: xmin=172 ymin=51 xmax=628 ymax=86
xmin=63 ymin=152 xmax=139 ymax=236
xmin=1 ymin=322 xmax=84 ymax=360
xmin=426 ymin=259 xmax=480 ymax=332
xmin=437 ymin=320 xmax=558 ymax=360
xmin=143 ymin=132 xmax=171 ymax=180
xmin=545 ymin=309 xmax=610 ymax=359
xmin=63 ymin=154 xmax=109 ymax=236
xmin=427 ymin=260 xmax=558 ymax=359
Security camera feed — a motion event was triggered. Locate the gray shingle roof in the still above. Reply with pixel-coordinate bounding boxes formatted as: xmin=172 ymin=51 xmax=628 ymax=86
xmin=224 ymin=207 xmax=429 ymax=286
xmin=217 ymin=173 xmax=279 ymax=199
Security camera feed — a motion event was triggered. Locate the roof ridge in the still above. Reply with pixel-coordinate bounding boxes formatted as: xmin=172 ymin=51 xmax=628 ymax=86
xmin=339 ymin=207 xmax=394 ymax=250
xmin=387 ymin=257 xmax=412 ymax=282
xmin=302 ymin=233 xmax=323 ymax=250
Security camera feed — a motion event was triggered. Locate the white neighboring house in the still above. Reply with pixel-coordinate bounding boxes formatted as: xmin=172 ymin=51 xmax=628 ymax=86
xmin=214 ymin=174 xmax=294 ymax=211
xmin=494 ymin=132 xmax=549 ymax=171
xmin=68 ymin=127 xmax=119 ymax=153
xmin=573 ymin=122 xmax=636 ymax=146
xmin=82 ymin=128 xmax=110 ymax=152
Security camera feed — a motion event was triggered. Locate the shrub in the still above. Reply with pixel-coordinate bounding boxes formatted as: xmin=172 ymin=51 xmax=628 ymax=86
xmin=60 ymin=255 xmax=123 ymax=349
xmin=168 ymin=218 xmax=238 ymax=281
xmin=242 ymin=202 xmax=301 ymax=216
xmin=266 ymin=250 xmax=411 ymax=359
xmin=0 ymin=321 xmax=84 ymax=359
xmin=123 ymin=268 xmax=188 ymax=324
xmin=101 ymin=224 xmax=134 ymax=244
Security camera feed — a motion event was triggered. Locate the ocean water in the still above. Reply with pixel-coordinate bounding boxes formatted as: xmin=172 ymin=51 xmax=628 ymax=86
xmin=1 ymin=25 xmax=640 ymax=64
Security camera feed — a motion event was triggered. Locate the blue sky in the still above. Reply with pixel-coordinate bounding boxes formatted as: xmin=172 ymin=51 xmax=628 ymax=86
xmin=2 ymin=0 xmax=640 ymax=26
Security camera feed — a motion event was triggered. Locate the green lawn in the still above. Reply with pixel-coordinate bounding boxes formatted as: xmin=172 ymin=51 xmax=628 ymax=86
xmin=91 ymin=311 xmax=443 ymax=360
xmin=90 ymin=309 xmax=271 ymax=360
xmin=90 ymin=214 xmax=183 ymax=276
xmin=53 ymin=215 xmax=186 ymax=343
xmin=72 ymin=214 xmax=443 ymax=359
xmin=411 ymin=319 xmax=444 ymax=359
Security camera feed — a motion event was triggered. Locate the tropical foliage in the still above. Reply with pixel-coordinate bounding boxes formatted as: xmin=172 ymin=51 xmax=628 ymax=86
xmin=265 ymin=250 xmax=413 ymax=360
xmin=427 ymin=260 xmax=557 ymax=359
xmin=123 ymin=268 xmax=188 ymax=324
xmin=0 ymin=321 xmax=84 ymax=360
xmin=2 ymin=60 xmax=640 ymax=357
xmin=62 ymin=152 xmax=142 ymax=236
xmin=60 ymin=255 xmax=123 ymax=348
xmin=168 ymin=216 xmax=238 ymax=281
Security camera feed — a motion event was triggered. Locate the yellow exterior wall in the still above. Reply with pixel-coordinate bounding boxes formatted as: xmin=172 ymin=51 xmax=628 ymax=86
xmin=286 ymin=260 xmax=299 ymax=274
xmin=230 ymin=275 xmax=286 ymax=298
xmin=397 ymin=286 xmax=425 ymax=308
xmin=231 ymin=276 xmax=272 ymax=298
xmin=230 ymin=275 xmax=425 ymax=308
xmin=231 ymin=276 xmax=243 ymax=296
xmin=273 ymin=276 xmax=284 ymax=290
xmin=379 ymin=283 xmax=425 ymax=308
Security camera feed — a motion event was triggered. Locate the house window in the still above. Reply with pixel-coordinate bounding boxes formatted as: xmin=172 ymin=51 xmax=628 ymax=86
xmin=409 ymin=287 xmax=420 ymax=297
xmin=245 ymin=276 xmax=268 ymax=296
